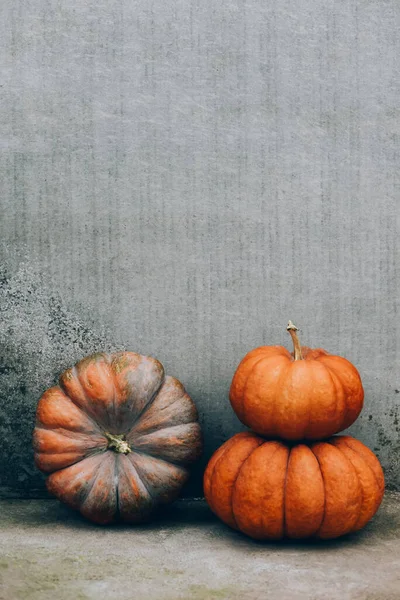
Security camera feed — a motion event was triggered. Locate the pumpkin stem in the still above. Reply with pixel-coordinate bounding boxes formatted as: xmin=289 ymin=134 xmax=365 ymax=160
xmin=105 ymin=432 xmax=132 ymax=454
xmin=287 ymin=321 xmax=303 ymax=361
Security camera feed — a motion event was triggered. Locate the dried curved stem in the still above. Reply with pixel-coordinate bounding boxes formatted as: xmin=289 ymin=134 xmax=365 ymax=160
xmin=287 ymin=321 xmax=303 ymax=361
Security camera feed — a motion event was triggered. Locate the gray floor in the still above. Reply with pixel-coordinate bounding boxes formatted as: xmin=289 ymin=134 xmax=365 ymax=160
xmin=0 ymin=494 xmax=399 ymax=600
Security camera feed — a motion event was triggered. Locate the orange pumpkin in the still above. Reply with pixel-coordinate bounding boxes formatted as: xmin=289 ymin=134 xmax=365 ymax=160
xmin=230 ymin=322 xmax=364 ymax=440
xmin=33 ymin=352 xmax=202 ymax=524
xmin=204 ymin=432 xmax=384 ymax=540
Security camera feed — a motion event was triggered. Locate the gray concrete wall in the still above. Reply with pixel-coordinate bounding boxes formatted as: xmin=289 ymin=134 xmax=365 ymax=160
xmin=0 ymin=0 xmax=399 ymax=497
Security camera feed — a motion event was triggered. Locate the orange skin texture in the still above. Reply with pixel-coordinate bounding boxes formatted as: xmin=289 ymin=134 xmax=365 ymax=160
xmin=229 ymin=345 xmax=364 ymax=440
xmin=204 ymin=432 xmax=384 ymax=540
xmin=33 ymin=352 xmax=202 ymax=524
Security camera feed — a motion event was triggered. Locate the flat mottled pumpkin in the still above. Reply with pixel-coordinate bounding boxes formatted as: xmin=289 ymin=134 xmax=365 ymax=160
xmin=33 ymin=352 xmax=202 ymax=524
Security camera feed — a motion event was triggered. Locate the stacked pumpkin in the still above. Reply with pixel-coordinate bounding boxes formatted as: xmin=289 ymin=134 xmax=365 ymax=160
xmin=204 ymin=322 xmax=384 ymax=540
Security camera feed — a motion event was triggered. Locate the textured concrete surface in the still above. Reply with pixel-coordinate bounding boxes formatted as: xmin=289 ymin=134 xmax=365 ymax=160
xmin=0 ymin=495 xmax=400 ymax=600
xmin=0 ymin=0 xmax=399 ymax=498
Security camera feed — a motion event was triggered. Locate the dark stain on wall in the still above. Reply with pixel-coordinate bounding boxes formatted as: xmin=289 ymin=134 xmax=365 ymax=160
xmin=0 ymin=263 xmax=119 ymax=497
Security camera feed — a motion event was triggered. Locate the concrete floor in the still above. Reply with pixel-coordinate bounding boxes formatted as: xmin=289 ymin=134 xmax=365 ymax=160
xmin=0 ymin=494 xmax=399 ymax=600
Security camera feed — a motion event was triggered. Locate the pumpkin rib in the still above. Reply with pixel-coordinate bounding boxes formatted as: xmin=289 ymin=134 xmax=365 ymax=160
xmin=203 ymin=434 xmax=249 ymax=512
xmin=229 ymin=442 xmax=263 ymax=529
xmin=209 ymin=441 xmax=241 ymax=527
xmin=242 ymin=355 xmax=292 ymax=437
xmin=115 ymin=454 xmax=121 ymax=520
xmin=37 ymin=385 xmax=102 ymax=434
xmin=322 ymin=364 xmax=349 ymax=437
xmin=311 ymin=445 xmax=328 ymax=538
xmin=302 ymin=362 xmax=344 ymax=440
xmin=235 ymin=354 xmax=271 ymax=423
xmin=317 ymin=356 xmax=364 ymax=431
xmin=231 ymin=347 xmax=290 ymax=422
xmin=130 ymin=422 xmax=202 ymax=466
xmin=80 ymin=452 xmax=111 ymax=507
xmin=129 ymin=389 xmax=197 ymax=438
xmin=338 ymin=436 xmax=382 ymax=492
xmin=328 ymin=439 xmax=369 ymax=532
xmin=80 ymin=453 xmax=119 ymax=524
xmin=46 ymin=452 xmax=105 ymax=511
xmin=332 ymin=437 xmax=384 ymax=531
xmin=127 ymin=454 xmax=155 ymax=503
xmin=129 ymin=452 xmax=188 ymax=506
xmin=232 ymin=443 xmax=285 ymax=539
xmin=78 ymin=356 xmax=124 ymax=433
xmin=111 ymin=354 xmax=164 ymax=433
xmin=127 ymin=447 xmax=189 ymax=472
xmin=60 ymin=365 xmax=95 ymax=418
xmin=117 ymin=454 xmax=155 ymax=522
xmin=33 ymin=427 xmax=107 ymax=462
xmin=313 ymin=442 xmax=362 ymax=539
xmin=34 ymin=430 xmax=106 ymax=457
xmin=35 ymin=451 xmax=90 ymax=473
xmin=282 ymin=445 xmax=291 ymax=537
xmin=284 ymin=445 xmax=325 ymax=538
xmin=271 ymin=360 xmax=295 ymax=439
xmin=34 ymin=424 xmax=106 ymax=444
xmin=209 ymin=433 xmax=262 ymax=529
xmin=127 ymin=374 xmax=167 ymax=432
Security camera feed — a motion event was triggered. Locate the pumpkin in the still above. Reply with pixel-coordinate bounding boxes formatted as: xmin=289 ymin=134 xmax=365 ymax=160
xmin=229 ymin=322 xmax=364 ymax=440
xmin=204 ymin=432 xmax=384 ymax=540
xmin=33 ymin=352 xmax=202 ymax=524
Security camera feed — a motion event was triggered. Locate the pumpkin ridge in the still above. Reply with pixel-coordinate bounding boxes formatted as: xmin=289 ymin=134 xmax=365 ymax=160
xmin=34 ymin=423 xmax=105 ymax=441
xmin=209 ymin=434 xmax=259 ymax=527
xmin=50 ymin=451 xmax=105 ymax=509
xmin=80 ymin=453 xmax=118 ymax=523
xmin=272 ymin=360 xmax=294 ymax=439
xmin=229 ymin=447 xmax=255 ymax=529
xmin=208 ymin=444 xmax=233 ymax=521
xmin=282 ymin=445 xmax=291 ymax=538
xmin=82 ymin=452 xmax=112 ymax=506
xmin=311 ymin=444 xmax=328 ymax=538
xmin=302 ymin=362 xmax=343 ymax=440
xmin=325 ymin=365 xmax=348 ymax=437
xmin=37 ymin=446 xmax=105 ymax=466
xmin=236 ymin=355 xmax=270 ymax=422
xmin=296 ymin=362 xmax=314 ymax=440
xmin=131 ymin=421 xmax=200 ymax=442
xmin=34 ymin=426 xmax=107 ymax=458
xmin=204 ymin=433 xmax=250 ymax=517
xmin=114 ymin=453 xmax=121 ymax=521
xmin=231 ymin=441 xmax=279 ymax=532
xmin=117 ymin=454 xmax=154 ymax=521
xmin=126 ymin=453 xmax=155 ymax=502
xmin=50 ymin=382 xmax=102 ymax=432
xmin=317 ymin=356 xmax=364 ymax=431
xmin=128 ymin=447 xmax=190 ymax=471
xmin=130 ymin=448 xmax=190 ymax=472
xmin=314 ymin=441 xmax=362 ymax=538
xmin=258 ymin=443 xmax=285 ymax=537
xmin=127 ymin=373 xmax=167 ymax=433
xmin=60 ymin=365 xmax=96 ymax=420
xmin=328 ymin=439 xmax=367 ymax=532
xmin=129 ymin=413 xmax=198 ymax=438
xmin=335 ymin=437 xmax=382 ymax=496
